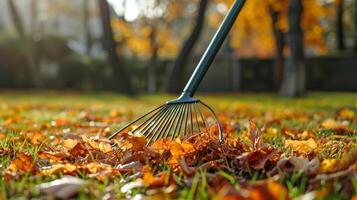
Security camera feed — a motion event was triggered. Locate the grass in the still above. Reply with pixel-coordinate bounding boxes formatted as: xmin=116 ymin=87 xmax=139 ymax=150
xmin=0 ymin=91 xmax=356 ymax=199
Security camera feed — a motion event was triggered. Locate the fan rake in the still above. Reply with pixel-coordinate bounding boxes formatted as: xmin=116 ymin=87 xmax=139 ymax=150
xmin=108 ymin=0 xmax=246 ymax=145
xmin=108 ymin=97 xmax=222 ymax=145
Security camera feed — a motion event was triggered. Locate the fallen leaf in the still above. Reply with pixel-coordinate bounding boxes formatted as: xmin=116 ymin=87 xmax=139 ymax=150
xmin=81 ymin=135 xmax=112 ymax=153
xmin=7 ymin=152 xmax=36 ymax=174
xmin=277 ymin=156 xmax=319 ymax=174
xmin=284 ymin=138 xmax=317 ymax=155
xmin=321 ymin=118 xmax=338 ymax=129
xmin=320 ymin=159 xmax=337 ymax=173
xmin=127 ymin=133 xmax=146 ymax=151
xmin=62 ymin=139 xmax=79 ymax=150
xmin=69 ymin=142 xmax=88 ymax=157
xmin=337 ymin=108 xmax=354 ymax=119
xmin=248 ymin=120 xmax=261 ymax=150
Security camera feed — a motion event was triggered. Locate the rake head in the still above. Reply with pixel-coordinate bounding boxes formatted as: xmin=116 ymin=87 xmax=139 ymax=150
xmin=108 ymin=97 xmax=222 ymax=145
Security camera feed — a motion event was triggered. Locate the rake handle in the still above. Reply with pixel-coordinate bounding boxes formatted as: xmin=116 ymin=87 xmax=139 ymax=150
xmin=180 ymin=0 xmax=246 ymax=98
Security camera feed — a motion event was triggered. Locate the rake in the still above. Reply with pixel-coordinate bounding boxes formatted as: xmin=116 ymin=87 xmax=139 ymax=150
xmin=108 ymin=0 xmax=246 ymax=145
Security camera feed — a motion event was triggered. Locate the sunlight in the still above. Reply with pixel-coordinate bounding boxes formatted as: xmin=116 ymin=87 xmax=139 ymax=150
xmin=108 ymin=0 xmax=140 ymax=21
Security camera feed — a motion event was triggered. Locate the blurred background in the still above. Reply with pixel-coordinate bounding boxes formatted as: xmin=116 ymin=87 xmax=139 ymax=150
xmin=0 ymin=0 xmax=356 ymax=97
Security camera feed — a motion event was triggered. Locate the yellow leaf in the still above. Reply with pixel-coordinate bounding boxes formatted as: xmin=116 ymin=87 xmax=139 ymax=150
xmin=285 ymin=138 xmax=317 ymax=154
xmin=62 ymin=139 xmax=78 ymax=150
xmin=321 ymin=118 xmax=338 ymax=129
xmin=320 ymin=159 xmax=337 ymax=173
xmin=81 ymin=136 xmax=112 ymax=153
xmin=338 ymin=108 xmax=354 ymax=119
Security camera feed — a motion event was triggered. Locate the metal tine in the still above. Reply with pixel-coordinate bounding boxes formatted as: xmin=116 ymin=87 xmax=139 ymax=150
xmin=162 ymin=104 xmax=183 ymax=140
xmin=169 ymin=105 xmax=184 ymax=138
xmin=200 ymin=101 xmax=223 ymax=143
xmin=108 ymin=104 xmax=166 ymax=140
xmin=183 ymin=104 xmax=190 ymax=138
xmin=152 ymin=104 xmax=179 ymax=143
xmin=196 ymin=102 xmax=208 ymax=132
xmin=132 ymin=104 xmax=170 ymax=134
xmin=193 ymin=103 xmax=201 ymax=132
xmin=171 ymin=104 xmax=186 ymax=140
xmin=145 ymin=108 xmax=174 ymax=144
xmin=144 ymin=104 xmax=176 ymax=140
xmin=189 ymin=104 xmax=194 ymax=136
xmin=147 ymin=105 xmax=179 ymax=144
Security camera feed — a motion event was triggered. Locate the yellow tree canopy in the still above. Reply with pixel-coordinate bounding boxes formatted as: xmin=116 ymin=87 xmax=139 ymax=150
xmin=211 ymin=0 xmax=331 ymax=57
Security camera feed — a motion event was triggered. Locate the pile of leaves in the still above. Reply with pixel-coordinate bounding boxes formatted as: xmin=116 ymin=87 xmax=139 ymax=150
xmin=0 ymin=94 xmax=356 ymax=199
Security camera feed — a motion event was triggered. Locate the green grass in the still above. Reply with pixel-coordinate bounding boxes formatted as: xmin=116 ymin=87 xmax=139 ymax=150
xmin=0 ymin=91 xmax=356 ymax=199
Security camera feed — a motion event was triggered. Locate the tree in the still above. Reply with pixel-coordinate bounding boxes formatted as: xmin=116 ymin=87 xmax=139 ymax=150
xmin=336 ymin=0 xmax=346 ymax=51
xmin=147 ymin=24 xmax=159 ymax=93
xmin=280 ymin=0 xmax=305 ymax=97
xmin=269 ymin=4 xmax=285 ymax=89
xmin=98 ymin=0 xmax=133 ymax=94
xmin=7 ymin=0 xmax=40 ymax=87
xmin=165 ymin=0 xmax=209 ymax=93
xmin=7 ymin=0 xmax=25 ymax=40
xmin=354 ymin=0 xmax=357 ymax=52
xmin=82 ymin=0 xmax=93 ymax=55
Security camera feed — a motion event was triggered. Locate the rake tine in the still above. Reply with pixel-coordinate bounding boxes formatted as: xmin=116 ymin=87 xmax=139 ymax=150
xmin=144 ymin=105 xmax=175 ymax=140
xmin=196 ymin=103 xmax=208 ymax=132
xmin=147 ymin=105 xmax=178 ymax=144
xmin=183 ymin=104 xmax=190 ymax=137
xmin=156 ymin=105 xmax=180 ymax=142
xmin=193 ymin=103 xmax=201 ymax=132
xmin=108 ymin=104 xmax=166 ymax=140
xmin=200 ymin=101 xmax=223 ymax=143
xmin=170 ymin=105 xmax=184 ymax=140
xmin=133 ymin=104 xmax=170 ymax=134
xmin=189 ymin=104 xmax=194 ymax=136
xmin=171 ymin=104 xmax=186 ymax=140
xmin=163 ymin=105 xmax=182 ymax=140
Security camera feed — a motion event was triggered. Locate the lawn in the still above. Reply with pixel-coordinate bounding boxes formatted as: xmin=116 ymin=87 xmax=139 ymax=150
xmin=0 ymin=91 xmax=356 ymax=199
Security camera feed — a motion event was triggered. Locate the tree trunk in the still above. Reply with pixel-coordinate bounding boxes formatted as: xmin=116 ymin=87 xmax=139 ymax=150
xmin=98 ymin=0 xmax=133 ymax=94
xmin=354 ymin=0 xmax=357 ymax=52
xmin=7 ymin=0 xmax=25 ymax=40
xmin=147 ymin=26 xmax=158 ymax=93
xmin=83 ymin=0 xmax=93 ymax=55
xmin=280 ymin=0 xmax=305 ymax=97
xmin=29 ymin=0 xmax=42 ymax=87
xmin=165 ymin=0 xmax=209 ymax=93
xmin=336 ymin=0 xmax=346 ymax=51
xmin=7 ymin=0 xmax=41 ymax=87
xmin=269 ymin=5 xmax=285 ymax=90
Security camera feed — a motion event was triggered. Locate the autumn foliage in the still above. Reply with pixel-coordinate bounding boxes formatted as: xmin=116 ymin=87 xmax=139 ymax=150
xmin=0 ymin=94 xmax=356 ymax=199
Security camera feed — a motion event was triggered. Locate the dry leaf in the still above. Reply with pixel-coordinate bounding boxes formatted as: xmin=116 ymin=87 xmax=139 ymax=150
xmin=285 ymin=138 xmax=317 ymax=155
xmin=248 ymin=120 xmax=261 ymax=150
xmin=81 ymin=135 xmax=112 ymax=153
xmin=321 ymin=118 xmax=338 ymax=129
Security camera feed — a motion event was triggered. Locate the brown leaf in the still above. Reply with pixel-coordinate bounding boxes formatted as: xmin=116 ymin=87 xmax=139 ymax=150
xmin=248 ymin=120 xmax=261 ymax=150
xmin=38 ymin=151 xmax=67 ymax=161
xmin=7 ymin=152 xmax=36 ymax=174
xmin=236 ymin=146 xmax=277 ymax=171
xmin=127 ymin=133 xmax=146 ymax=151
xmin=277 ymin=156 xmax=320 ymax=175
xmin=69 ymin=142 xmax=88 ymax=158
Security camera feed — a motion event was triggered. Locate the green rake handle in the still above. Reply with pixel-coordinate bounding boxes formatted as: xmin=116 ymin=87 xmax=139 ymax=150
xmin=180 ymin=0 xmax=246 ymax=98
